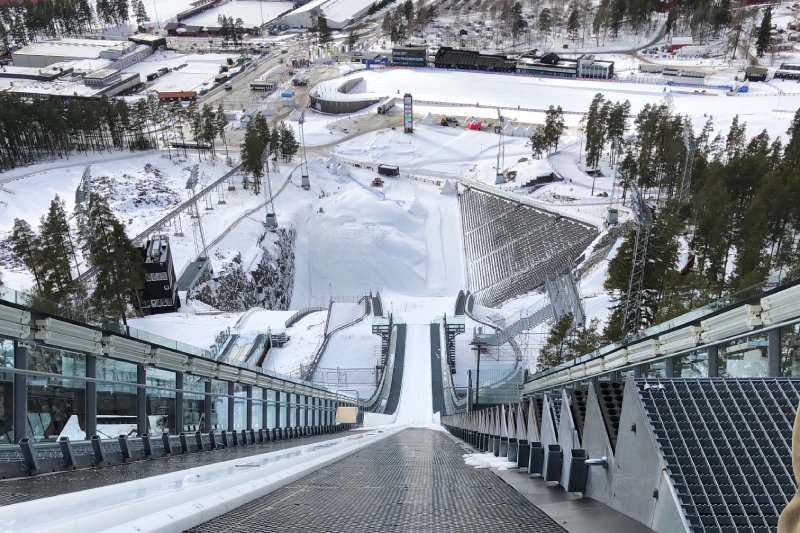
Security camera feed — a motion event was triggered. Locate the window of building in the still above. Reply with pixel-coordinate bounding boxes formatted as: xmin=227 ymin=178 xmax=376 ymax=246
xmin=0 ymin=340 xmax=13 ymax=444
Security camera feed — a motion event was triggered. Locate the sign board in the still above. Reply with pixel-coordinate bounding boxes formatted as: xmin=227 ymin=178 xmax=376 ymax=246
xmin=403 ymin=93 xmax=413 ymax=133
xmin=336 ymin=406 xmax=359 ymax=424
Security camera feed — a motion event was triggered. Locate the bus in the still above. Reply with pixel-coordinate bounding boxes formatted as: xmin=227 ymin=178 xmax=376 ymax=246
xmin=250 ymin=80 xmax=277 ymax=92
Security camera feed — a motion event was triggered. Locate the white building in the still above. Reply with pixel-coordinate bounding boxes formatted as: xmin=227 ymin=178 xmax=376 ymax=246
xmin=278 ymin=0 xmax=375 ymax=30
xmin=12 ymin=38 xmax=151 ymax=69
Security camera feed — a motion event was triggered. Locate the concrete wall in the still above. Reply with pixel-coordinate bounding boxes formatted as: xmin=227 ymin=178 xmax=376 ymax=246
xmin=583 ymin=378 xmax=686 ymax=532
xmin=309 ymin=77 xmax=379 ymax=114
xmin=557 ymin=389 xmax=582 ymax=487
xmin=11 ymin=53 xmax=73 ymax=68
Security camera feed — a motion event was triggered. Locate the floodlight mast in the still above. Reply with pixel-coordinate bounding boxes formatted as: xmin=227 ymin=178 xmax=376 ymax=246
xmin=496 ymin=108 xmax=506 ymax=184
xmin=299 ymin=106 xmax=310 ymax=190
xmin=262 ymin=142 xmax=278 ymax=229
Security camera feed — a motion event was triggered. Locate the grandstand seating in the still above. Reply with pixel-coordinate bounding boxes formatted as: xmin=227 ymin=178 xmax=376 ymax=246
xmin=459 ymin=188 xmax=597 ymax=306
xmin=638 ymin=378 xmax=797 ymax=532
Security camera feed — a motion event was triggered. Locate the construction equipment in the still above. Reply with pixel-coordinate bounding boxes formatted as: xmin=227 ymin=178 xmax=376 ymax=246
xmin=371 ymin=176 xmax=384 ymax=187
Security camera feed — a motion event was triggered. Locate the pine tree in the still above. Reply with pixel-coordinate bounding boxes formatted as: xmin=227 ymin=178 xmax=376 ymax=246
xmin=544 ymin=105 xmax=565 ymax=153
xmin=84 ymin=193 xmax=144 ymax=327
xmin=38 ymin=196 xmax=76 ymax=299
xmin=277 ymin=122 xmax=299 ymax=162
xmin=134 ymin=0 xmax=149 ymax=25
xmin=316 ymin=14 xmax=332 ymax=44
xmin=538 ymin=8 xmax=551 ymax=36
xmin=536 ymin=313 xmax=574 ymax=373
xmin=567 ymin=9 xmax=581 ymax=41
xmin=347 ymin=28 xmax=357 ymax=48
xmin=756 ymin=6 xmax=771 ymax=58
xmin=9 ymin=218 xmax=43 ymax=291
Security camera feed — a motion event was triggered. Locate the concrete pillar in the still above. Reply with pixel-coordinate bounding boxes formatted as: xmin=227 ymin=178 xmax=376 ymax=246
xmin=769 ymin=328 xmax=782 ymax=377
xmin=664 ymin=356 xmax=675 ymax=378
xmin=707 ymin=345 xmax=719 ymax=378
xmin=274 ymin=391 xmax=281 ymax=429
xmin=204 ymin=380 xmax=212 ymax=431
xmin=262 ymin=388 xmax=269 ymax=430
xmin=85 ymin=354 xmax=97 ymax=439
xmin=13 ymin=343 xmax=28 ymax=442
xmin=174 ymin=372 xmax=183 ymax=434
xmin=137 ymin=365 xmax=147 ymax=436
xmin=227 ymin=381 xmax=235 ymax=432
xmin=285 ymin=392 xmax=291 ymax=428
xmin=246 ymin=385 xmax=253 ymax=430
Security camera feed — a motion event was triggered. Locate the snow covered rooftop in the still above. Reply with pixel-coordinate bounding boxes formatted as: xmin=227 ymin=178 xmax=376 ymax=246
xmin=182 ymin=0 xmax=294 ymax=27
xmin=321 ymin=0 xmax=374 ymax=24
xmin=14 ymin=38 xmax=132 ymax=60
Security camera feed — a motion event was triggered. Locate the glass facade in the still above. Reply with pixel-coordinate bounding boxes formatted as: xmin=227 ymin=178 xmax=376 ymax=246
xmin=718 ymin=333 xmax=769 ymax=378
xmin=0 ymin=340 xmax=13 ymax=444
xmin=781 ymin=324 xmax=800 ymax=376
xmin=210 ymin=379 xmax=228 ymax=431
xmin=95 ymin=358 xmax=138 ymax=437
xmin=640 ymin=361 xmax=666 ymax=378
xmin=27 ymin=346 xmax=86 ymax=441
xmin=675 ymin=350 xmax=709 ymax=378
xmin=0 ymin=337 xmax=335 ymax=444
xmin=182 ymin=374 xmax=206 ymax=432
xmin=146 ymin=368 xmax=175 ymax=434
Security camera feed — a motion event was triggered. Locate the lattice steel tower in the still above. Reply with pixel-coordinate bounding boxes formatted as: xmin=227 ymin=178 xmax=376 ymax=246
xmin=622 ymin=182 xmax=654 ymax=335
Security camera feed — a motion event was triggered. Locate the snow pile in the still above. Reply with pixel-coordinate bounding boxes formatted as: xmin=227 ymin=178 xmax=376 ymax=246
xmin=463 ymin=452 xmax=519 ymax=470
xmin=288 ymin=108 xmax=302 ymax=122
xmin=440 ymin=179 xmax=457 ymax=195
xmin=326 ymin=302 xmax=364 ymax=331
xmin=421 ymin=112 xmax=437 ymax=125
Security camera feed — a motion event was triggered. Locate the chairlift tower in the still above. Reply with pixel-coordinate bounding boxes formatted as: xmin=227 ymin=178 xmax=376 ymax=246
xmin=495 ymin=108 xmax=506 ymax=185
xmin=299 ymin=108 xmax=310 ymax=190
xmin=185 ymin=164 xmax=209 ymax=260
xmin=621 ymin=182 xmax=653 ymax=335
xmin=678 ymin=126 xmax=696 ymax=204
xmin=262 ymin=143 xmax=278 ymax=229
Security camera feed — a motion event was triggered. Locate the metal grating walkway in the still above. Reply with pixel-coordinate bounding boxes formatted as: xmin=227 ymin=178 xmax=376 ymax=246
xmin=638 ymin=378 xmax=799 ymax=532
xmin=188 ymin=429 xmax=565 ymax=532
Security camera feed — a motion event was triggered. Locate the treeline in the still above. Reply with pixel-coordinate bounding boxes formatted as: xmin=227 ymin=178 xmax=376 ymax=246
xmin=7 ymin=191 xmax=144 ymax=327
xmin=0 ymin=93 xmax=228 ymax=171
xmin=602 ymin=109 xmax=800 ymax=341
xmin=240 ymin=114 xmax=299 ymax=194
xmin=381 ymin=0 xmax=437 ymax=43
xmin=0 ymin=0 xmax=140 ymax=49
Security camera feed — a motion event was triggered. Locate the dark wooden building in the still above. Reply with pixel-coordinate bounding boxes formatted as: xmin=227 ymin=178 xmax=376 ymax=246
xmin=139 ymin=235 xmax=181 ymax=315
xmin=433 ymin=47 xmax=516 ymax=72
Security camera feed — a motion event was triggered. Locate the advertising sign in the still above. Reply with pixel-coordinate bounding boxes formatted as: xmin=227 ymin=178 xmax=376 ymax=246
xmin=403 ymin=93 xmax=413 ymax=133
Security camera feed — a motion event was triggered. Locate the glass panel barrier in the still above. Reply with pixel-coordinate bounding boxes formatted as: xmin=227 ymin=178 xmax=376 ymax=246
xmin=781 ymin=324 xmax=800 ymax=377
xmin=27 ymin=346 xmax=86 ymax=442
xmin=233 ymin=384 xmax=247 ymax=430
xmin=252 ymin=388 xmax=262 ymax=430
xmin=0 ymin=340 xmax=14 ymax=444
xmin=675 ymin=350 xmax=709 ymax=378
xmin=719 ymin=333 xmax=768 ymax=378
xmin=182 ymin=374 xmax=206 ymax=432
xmin=210 ymin=379 xmax=227 ymax=431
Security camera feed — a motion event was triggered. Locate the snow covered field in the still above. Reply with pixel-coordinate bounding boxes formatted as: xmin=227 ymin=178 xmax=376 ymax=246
xmin=315 ymin=68 xmax=800 ymax=139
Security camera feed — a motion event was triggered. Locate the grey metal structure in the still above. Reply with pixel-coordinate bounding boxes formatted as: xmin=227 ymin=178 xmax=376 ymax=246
xmin=679 ymin=126 xmax=696 ymax=204
xmin=262 ymin=142 xmax=278 ymax=229
xmin=622 ymin=182 xmax=653 ymax=335
xmin=185 ymin=164 xmax=209 ymax=261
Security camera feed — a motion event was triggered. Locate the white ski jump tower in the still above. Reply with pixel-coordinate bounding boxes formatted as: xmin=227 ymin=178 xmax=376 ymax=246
xmin=186 ymin=164 xmax=209 ymax=260
xmin=298 ymin=108 xmax=310 ymax=191
xmin=495 ymin=108 xmax=506 ymax=184
xmin=262 ymin=144 xmax=278 ymax=229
